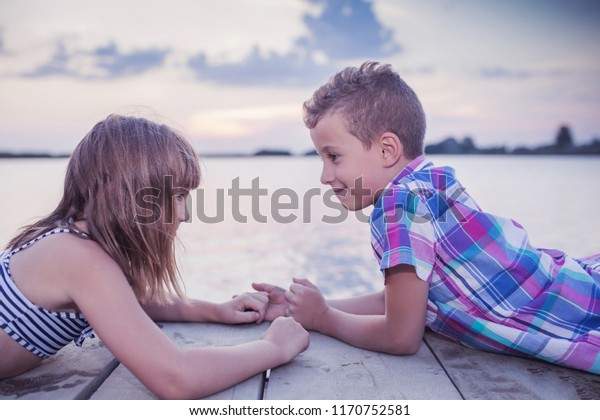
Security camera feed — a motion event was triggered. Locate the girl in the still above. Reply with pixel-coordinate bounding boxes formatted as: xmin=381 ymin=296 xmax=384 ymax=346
xmin=0 ymin=114 xmax=309 ymax=398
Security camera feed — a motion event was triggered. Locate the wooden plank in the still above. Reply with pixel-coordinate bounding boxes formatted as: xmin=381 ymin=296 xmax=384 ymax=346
xmin=91 ymin=322 xmax=269 ymax=400
xmin=0 ymin=338 xmax=117 ymax=400
xmin=424 ymin=331 xmax=600 ymax=400
xmin=91 ymin=363 xmax=265 ymax=400
xmin=265 ymin=332 xmax=461 ymax=400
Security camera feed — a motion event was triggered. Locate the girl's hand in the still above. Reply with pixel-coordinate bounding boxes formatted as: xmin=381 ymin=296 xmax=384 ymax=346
xmin=260 ymin=317 xmax=310 ymax=363
xmin=218 ymin=292 xmax=269 ymax=324
xmin=285 ymin=278 xmax=329 ymax=331
xmin=252 ymin=282 xmax=288 ymax=321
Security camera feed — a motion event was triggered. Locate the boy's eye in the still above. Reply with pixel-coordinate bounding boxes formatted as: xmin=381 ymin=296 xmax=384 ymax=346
xmin=328 ymin=153 xmax=339 ymax=162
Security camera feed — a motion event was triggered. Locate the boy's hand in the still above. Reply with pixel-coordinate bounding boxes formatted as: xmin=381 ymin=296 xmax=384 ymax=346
xmin=252 ymin=282 xmax=288 ymax=321
xmin=285 ymin=278 xmax=328 ymax=331
xmin=219 ymin=292 xmax=269 ymax=324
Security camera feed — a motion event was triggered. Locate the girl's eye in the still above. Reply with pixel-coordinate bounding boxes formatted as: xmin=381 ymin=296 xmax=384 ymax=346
xmin=328 ymin=153 xmax=339 ymax=162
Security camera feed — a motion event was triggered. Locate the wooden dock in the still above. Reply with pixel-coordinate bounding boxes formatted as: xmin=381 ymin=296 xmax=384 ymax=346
xmin=1 ymin=322 xmax=598 ymax=400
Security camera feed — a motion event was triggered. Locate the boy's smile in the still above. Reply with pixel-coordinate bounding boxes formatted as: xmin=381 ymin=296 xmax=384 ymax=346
xmin=310 ymin=112 xmax=391 ymax=211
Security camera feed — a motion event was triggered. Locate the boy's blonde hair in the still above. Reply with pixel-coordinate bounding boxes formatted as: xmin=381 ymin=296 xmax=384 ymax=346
xmin=8 ymin=115 xmax=201 ymax=304
xmin=303 ymin=62 xmax=426 ymax=159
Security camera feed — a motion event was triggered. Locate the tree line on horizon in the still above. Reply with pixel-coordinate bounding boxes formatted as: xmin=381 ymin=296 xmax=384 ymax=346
xmin=423 ymin=125 xmax=600 ymax=155
xmin=264 ymin=125 xmax=600 ymax=156
xmin=1 ymin=125 xmax=599 ymax=158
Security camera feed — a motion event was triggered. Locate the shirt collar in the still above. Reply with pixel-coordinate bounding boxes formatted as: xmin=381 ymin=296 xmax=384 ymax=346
xmin=372 ymin=155 xmax=432 ymax=211
xmin=389 ymin=154 xmax=432 ymax=186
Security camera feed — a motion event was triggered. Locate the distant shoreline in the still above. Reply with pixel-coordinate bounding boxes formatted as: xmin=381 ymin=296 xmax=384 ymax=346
xmin=2 ymin=149 xmax=600 ymax=159
xmin=2 ymin=125 xmax=599 ymax=158
xmin=0 ymin=152 xmax=71 ymax=159
xmin=2 ymin=125 xmax=600 ymax=159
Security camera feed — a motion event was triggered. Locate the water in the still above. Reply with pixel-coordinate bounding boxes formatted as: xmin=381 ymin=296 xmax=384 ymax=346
xmin=1 ymin=156 xmax=598 ymax=302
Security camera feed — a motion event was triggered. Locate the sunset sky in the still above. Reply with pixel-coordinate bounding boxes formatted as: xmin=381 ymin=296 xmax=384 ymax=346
xmin=1 ymin=0 xmax=598 ymax=154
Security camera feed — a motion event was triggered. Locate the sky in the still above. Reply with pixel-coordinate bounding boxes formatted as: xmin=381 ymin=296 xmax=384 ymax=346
xmin=0 ymin=0 xmax=599 ymax=155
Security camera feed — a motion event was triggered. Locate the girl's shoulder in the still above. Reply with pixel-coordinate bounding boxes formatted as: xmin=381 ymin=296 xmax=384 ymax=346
xmin=43 ymin=231 xmax=119 ymax=276
xmin=21 ymin=229 xmax=106 ymax=259
xmin=7 ymin=229 xmax=121 ymax=312
xmin=11 ymin=230 xmax=121 ymax=287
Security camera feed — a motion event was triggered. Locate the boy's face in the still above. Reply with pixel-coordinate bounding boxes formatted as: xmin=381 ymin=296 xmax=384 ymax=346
xmin=310 ymin=112 xmax=386 ymax=211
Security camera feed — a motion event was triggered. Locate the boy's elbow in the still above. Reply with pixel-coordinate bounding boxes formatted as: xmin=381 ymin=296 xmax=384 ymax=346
xmin=384 ymin=334 xmax=422 ymax=356
xmin=387 ymin=342 xmax=420 ymax=356
xmin=398 ymin=342 xmax=421 ymax=355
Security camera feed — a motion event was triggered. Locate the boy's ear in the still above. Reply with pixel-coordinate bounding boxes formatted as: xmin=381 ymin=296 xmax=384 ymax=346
xmin=377 ymin=132 xmax=403 ymax=168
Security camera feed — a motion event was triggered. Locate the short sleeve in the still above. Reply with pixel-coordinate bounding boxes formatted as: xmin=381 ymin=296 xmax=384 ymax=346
xmin=370 ymin=186 xmax=436 ymax=282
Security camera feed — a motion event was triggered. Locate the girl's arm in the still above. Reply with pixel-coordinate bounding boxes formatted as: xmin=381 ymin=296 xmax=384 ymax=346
xmin=286 ymin=264 xmax=428 ymax=355
xmin=141 ymin=293 xmax=269 ymax=324
xmin=67 ymin=242 xmax=308 ymax=399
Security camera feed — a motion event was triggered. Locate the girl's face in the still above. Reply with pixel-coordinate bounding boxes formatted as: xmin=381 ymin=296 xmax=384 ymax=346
xmin=174 ymin=194 xmax=189 ymax=228
xmin=310 ymin=112 xmax=388 ymax=211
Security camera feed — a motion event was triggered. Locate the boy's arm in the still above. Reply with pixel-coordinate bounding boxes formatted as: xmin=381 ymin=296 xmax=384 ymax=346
xmin=327 ymin=290 xmax=385 ymax=315
xmin=287 ymin=265 xmax=428 ymax=355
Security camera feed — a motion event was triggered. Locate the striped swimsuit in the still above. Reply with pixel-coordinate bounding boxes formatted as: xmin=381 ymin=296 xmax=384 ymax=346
xmin=0 ymin=228 xmax=94 ymax=358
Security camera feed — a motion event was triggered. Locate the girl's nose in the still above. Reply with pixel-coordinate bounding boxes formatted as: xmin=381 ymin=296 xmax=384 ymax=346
xmin=180 ymin=206 xmax=189 ymax=222
xmin=175 ymin=196 xmax=189 ymax=223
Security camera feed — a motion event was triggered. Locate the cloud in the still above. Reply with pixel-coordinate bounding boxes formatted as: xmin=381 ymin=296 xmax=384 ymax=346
xmin=0 ymin=28 xmax=8 ymax=56
xmin=300 ymin=0 xmax=399 ymax=59
xmin=92 ymin=43 xmax=169 ymax=77
xmin=188 ymin=47 xmax=330 ymax=88
xmin=480 ymin=66 xmax=568 ymax=80
xmin=22 ymin=41 xmax=168 ymax=79
xmin=188 ymin=0 xmax=400 ymax=86
xmin=480 ymin=67 xmax=533 ymax=80
xmin=7 ymin=0 xmax=399 ymax=86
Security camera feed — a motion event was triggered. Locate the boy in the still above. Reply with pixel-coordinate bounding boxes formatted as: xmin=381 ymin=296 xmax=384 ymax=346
xmin=254 ymin=62 xmax=600 ymax=373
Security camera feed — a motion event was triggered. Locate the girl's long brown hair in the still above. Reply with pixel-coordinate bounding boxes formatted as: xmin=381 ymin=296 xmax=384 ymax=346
xmin=7 ymin=115 xmax=201 ymax=304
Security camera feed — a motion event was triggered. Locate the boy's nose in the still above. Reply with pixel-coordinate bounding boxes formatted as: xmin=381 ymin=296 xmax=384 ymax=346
xmin=320 ymin=165 xmax=334 ymax=185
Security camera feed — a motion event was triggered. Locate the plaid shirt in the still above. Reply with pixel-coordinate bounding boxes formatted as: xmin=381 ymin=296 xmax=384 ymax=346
xmin=370 ymin=155 xmax=600 ymax=373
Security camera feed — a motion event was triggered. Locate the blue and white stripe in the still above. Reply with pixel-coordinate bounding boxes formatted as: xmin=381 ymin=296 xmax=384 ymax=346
xmin=0 ymin=228 xmax=94 ymax=358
